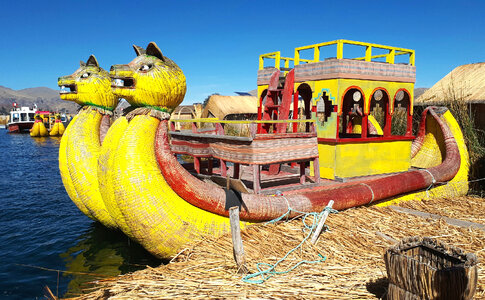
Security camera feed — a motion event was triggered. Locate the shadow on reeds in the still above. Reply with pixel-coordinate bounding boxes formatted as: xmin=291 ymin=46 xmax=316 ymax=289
xmin=60 ymin=222 xmax=164 ymax=298
xmin=366 ymin=277 xmax=389 ymax=299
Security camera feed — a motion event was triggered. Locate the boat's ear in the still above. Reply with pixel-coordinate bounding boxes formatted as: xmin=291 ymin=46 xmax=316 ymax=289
xmin=86 ymin=55 xmax=99 ymax=67
xmin=133 ymin=45 xmax=146 ymax=56
xmin=146 ymin=42 xmax=165 ymax=61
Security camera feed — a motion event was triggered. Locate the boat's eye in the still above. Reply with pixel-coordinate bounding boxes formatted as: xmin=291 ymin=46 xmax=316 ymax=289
xmin=139 ymin=64 xmax=152 ymax=72
xmin=81 ymin=72 xmax=91 ymax=78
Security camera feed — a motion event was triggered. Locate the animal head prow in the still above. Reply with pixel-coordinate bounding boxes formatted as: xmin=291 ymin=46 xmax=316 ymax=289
xmin=58 ymin=55 xmax=119 ymax=110
xmin=110 ymin=42 xmax=186 ymax=112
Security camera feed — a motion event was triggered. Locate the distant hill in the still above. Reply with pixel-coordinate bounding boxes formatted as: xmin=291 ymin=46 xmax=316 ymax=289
xmin=414 ymin=87 xmax=429 ymax=100
xmin=0 ymin=86 xmax=79 ymax=114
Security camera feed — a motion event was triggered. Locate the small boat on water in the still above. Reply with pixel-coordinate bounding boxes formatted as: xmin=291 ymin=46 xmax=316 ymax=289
xmin=61 ymin=40 xmax=469 ymax=259
xmin=6 ymin=104 xmax=36 ymax=133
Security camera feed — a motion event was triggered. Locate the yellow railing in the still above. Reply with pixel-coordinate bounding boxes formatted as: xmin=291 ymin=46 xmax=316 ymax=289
xmin=295 ymin=40 xmax=415 ymax=66
xmin=259 ymin=51 xmax=313 ymax=70
xmin=259 ymin=40 xmax=415 ymax=70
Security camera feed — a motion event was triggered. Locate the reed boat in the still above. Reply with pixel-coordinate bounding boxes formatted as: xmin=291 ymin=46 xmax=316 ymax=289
xmin=62 ymin=40 xmax=469 ymax=259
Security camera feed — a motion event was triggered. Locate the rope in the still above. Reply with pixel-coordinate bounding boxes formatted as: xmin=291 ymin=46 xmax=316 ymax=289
xmin=360 ymin=182 xmax=375 ymax=204
xmin=242 ymin=192 xmax=338 ymax=284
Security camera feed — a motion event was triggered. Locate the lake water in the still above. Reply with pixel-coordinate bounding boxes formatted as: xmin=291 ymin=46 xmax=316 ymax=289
xmin=0 ymin=132 xmax=161 ymax=299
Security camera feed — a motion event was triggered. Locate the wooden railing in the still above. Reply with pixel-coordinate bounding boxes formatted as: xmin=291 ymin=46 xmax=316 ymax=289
xmin=170 ymin=118 xmax=316 ymax=138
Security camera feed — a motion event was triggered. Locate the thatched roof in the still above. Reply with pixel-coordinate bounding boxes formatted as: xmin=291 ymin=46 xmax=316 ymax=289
xmin=201 ymin=95 xmax=258 ymax=119
xmin=416 ymin=62 xmax=485 ymax=104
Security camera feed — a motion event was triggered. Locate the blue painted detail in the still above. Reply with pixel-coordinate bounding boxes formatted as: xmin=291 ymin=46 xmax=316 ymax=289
xmin=313 ymin=88 xmax=337 ymax=105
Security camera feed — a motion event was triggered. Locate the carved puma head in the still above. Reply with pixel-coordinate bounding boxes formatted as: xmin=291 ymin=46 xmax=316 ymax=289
xmin=110 ymin=42 xmax=186 ymax=113
xmin=58 ymin=55 xmax=119 ymax=110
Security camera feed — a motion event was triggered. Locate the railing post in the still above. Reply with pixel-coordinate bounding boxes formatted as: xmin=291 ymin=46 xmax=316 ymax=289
xmin=259 ymin=55 xmax=264 ymax=70
xmin=365 ymin=46 xmax=372 ymax=62
xmin=409 ymin=51 xmax=415 ymax=66
xmin=233 ymin=163 xmax=240 ymax=179
xmin=336 ymin=41 xmax=343 ymax=59
xmin=275 ymin=52 xmax=281 ymax=70
xmin=294 ymin=49 xmax=300 ymax=66
xmin=300 ymin=162 xmax=306 ymax=184
xmin=386 ymin=49 xmax=395 ymax=64
xmin=313 ymin=46 xmax=320 ymax=62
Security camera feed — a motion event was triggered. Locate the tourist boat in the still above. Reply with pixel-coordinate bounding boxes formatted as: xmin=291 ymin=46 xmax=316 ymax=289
xmin=58 ymin=41 xmax=469 ymax=258
xmin=88 ymin=40 xmax=468 ymax=258
xmin=6 ymin=103 xmax=36 ymax=133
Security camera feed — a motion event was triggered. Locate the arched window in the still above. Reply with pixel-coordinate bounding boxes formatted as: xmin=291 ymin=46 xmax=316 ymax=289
xmin=296 ymin=84 xmax=313 ymax=132
xmin=339 ymin=87 xmax=365 ymax=138
xmin=369 ymin=89 xmax=389 ymax=136
xmin=391 ymin=89 xmax=412 ymax=136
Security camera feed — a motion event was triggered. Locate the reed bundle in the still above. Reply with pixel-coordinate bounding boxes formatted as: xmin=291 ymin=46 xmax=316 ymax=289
xmin=70 ymin=196 xmax=484 ymax=299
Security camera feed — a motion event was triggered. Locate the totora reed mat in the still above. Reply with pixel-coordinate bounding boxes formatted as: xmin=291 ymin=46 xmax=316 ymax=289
xmin=68 ymin=196 xmax=484 ymax=299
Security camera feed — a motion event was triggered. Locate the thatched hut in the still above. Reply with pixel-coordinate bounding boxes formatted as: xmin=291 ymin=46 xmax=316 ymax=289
xmin=170 ymin=104 xmax=203 ymax=130
xmin=416 ymin=62 xmax=485 ymax=129
xmin=201 ymin=95 xmax=258 ymax=120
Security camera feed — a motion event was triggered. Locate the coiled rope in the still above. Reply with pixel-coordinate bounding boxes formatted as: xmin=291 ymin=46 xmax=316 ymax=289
xmin=242 ymin=193 xmax=338 ymax=284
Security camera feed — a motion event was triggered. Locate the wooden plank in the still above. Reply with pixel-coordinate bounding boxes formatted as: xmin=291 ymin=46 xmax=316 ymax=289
xmin=253 ymin=164 xmax=261 ymax=194
xmin=311 ymin=200 xmax=334 ymax=244
xmin=390 ymin=206 xmax=485 ymax=231
xmin=229 ymin=206 xmax=247 ymax=274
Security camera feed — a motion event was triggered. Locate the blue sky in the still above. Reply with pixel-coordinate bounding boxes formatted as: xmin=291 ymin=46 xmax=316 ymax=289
xmin=0 ymin=0 xmax=484 ymax=104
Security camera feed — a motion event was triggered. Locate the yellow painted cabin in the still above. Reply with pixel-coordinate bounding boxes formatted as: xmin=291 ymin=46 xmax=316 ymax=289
xmin=257 ymin=40 xmax=416 ymax=180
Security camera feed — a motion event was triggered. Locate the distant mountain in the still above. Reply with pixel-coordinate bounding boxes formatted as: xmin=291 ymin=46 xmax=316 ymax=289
xmin=414 ymin=88 xmax=429 ymax=100
xmin=0 ymin=86 xmax=79 ymax=114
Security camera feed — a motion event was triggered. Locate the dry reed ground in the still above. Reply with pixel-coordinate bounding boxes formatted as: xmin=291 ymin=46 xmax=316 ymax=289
xmin=72 ymin=196 xmax=485 ymax=299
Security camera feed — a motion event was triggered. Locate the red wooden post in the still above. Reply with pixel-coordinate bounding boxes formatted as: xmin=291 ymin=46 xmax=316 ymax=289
xmin=313 ymin=157 xmax=321 ymax=184
xmin=406 ymin=112 xmax=413 ymax=136
xmin=192 ymin=122 xmax=197 ymax=133
xmin=170 ymin=121 xmax=175 ymax=131
xmin=300 ymin=162 xmax=306 ymax=184
xmin=234 ymin=163 xmax=240 ymax=179
xmin=215 ymin=122 xmax=224 ymax=135
xmin=253 ymin=164 xmax=261 ymax=194
xmin=220 ymin=159 xmax=227 ymax=177
xmin=384 ymin=113 xmax=392 ymax=136
xmin=293 ymin=89 xmax=299 ymax=133
xmin=361 ymin=115 xmax=368 ymax=138
xmin=194 ymin=157 xmax=201 ymax=174
xmin=208 ymin=159 xmax=213 ymax=175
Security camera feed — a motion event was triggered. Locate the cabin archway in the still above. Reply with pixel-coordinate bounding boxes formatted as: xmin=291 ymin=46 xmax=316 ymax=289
xmin=369 ymin=88 xmax=390 ymax=136
xmin=339 ymin=86 xmax=365 ymax=138
xmin=391 ymin=89 xmax=412 ymax=136
xmin=296 ymin=83 xmax=313 ymax=132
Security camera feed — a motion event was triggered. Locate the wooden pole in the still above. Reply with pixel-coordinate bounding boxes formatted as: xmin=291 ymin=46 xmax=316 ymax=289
xmin=311 ymin=200 xmax=334 ymax=244
xmin=229 ymin=206 xmax=247 ymax=274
